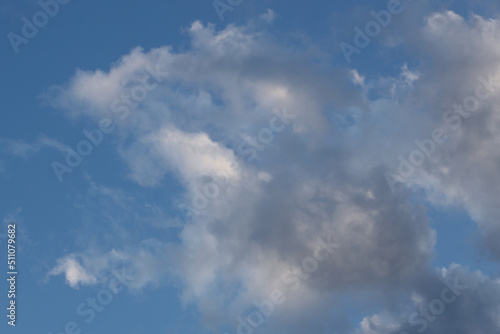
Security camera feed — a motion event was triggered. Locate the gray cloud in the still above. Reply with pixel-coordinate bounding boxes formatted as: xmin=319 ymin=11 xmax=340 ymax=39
xmin=43 ymin=8 xmax=500 ymax=334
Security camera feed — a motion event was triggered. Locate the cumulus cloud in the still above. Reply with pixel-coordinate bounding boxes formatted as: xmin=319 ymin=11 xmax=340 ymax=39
xmin=356 ymin=264 xmax=500 ymax=334
xmin=390 ymin=10 xmax=500 ymax=261
xmin=43 ymin=9 xmax=500 ymax=334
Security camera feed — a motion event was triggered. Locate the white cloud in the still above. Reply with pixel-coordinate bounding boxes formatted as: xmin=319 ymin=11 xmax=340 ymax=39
xmin=48 ymin=256 xmax=97 ymax=288
xmin=43 ymin=16 xmax=435 ymax=332
xmin=42 ymin=9 xmax=500 ymax=334
xmin=401 ymin=63 xmax=419 ymax=86
xmin=121 ymin=126 xmax=240 ymax=187
xmin=350 ymin=69 xmax=365 ymax=86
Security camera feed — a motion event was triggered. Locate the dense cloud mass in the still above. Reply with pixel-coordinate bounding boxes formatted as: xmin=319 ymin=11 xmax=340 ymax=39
xmin=43 ymin=9 xmax=500 ymax=334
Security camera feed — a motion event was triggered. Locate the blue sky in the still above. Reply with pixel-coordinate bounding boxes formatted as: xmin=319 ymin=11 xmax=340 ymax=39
xmin=1 ymin=0 xmax=500 ymax=333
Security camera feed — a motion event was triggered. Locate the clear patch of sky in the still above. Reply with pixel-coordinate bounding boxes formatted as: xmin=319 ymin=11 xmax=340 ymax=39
xmin=424 ymin=200 xmax=499 ymax=276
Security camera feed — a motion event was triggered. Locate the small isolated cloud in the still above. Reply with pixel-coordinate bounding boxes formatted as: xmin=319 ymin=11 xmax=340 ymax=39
xmin=260 ymin=9 xmax=275 ymax=24
xmin=401 ymin=63 xmax=420 ymax=86
xmin=350 ymin=69 xmax=365 ymax=86
xmin=48 ymin=256 xmax=97 ymax=289
xmin=48 ymin=245 xmax=172 ymax=291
